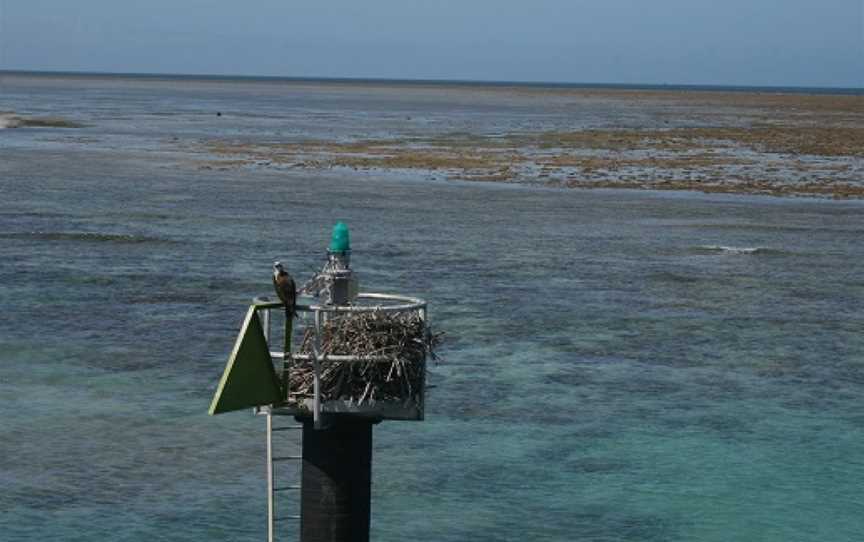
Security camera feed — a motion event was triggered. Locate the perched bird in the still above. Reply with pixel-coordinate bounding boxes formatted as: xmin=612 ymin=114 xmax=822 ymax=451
xmin=272 ymin=261 xmax=297 ymax=320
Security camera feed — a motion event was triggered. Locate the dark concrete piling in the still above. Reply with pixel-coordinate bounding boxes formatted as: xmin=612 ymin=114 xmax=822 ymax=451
xmin=300 ymin=419 xmax=374 ymax=542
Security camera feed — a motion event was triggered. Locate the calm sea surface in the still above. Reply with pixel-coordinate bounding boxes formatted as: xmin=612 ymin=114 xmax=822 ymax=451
xmin=1 ymin=75 xmax=863 ymax=541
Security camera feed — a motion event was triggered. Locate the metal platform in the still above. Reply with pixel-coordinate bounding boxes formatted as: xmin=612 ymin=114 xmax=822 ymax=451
xmin=255 ymin=292 xmax=428 ymax=426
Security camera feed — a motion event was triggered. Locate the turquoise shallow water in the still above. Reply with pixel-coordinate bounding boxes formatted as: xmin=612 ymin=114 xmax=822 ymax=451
xmin=1 ymin=75 xmax=863 ymax=541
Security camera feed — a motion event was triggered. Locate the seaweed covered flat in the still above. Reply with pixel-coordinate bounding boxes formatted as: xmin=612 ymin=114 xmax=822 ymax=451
xmin=197 ymin=89 xmax=864 ymax=199
xmin=0 ymin=112 xmax=84 ymax=129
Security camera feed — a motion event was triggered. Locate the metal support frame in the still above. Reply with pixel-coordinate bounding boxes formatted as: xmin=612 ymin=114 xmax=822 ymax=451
xmin=312 ymin=310 xmax=323 ymax=428
xmin=265 ymin=410 xmax=304 ymax=542
xmin=266 ymin=413 xmax=275 ymax=542
xmin=253 ymin=293 xmax=427 ymax=424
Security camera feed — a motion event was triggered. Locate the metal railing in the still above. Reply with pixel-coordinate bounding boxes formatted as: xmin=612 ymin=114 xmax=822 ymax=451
xmin=253 ymin=293 xmax=427 ymax=426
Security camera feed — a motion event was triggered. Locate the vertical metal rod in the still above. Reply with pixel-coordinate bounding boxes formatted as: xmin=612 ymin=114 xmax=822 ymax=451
xmin=266 ymin=413 xmax=275 ymax=542
xmin=262 ymin=308 xmax=271 ymax=343
xmin=419 ymin=306 xmax=428 ymax=422
xmin=283 ymin=308 xmax=293 ymax=401
xmin=312 ymin=310 xmax=322 ymax=428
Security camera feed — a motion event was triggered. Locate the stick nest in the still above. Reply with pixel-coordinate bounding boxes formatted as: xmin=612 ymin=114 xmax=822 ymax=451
xmin=285 ymin=311 xmax=440 ymax=407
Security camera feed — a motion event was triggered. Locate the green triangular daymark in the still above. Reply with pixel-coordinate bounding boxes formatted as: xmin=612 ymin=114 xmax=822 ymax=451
xmin=209 ymin=307 xmax=282 ymax=415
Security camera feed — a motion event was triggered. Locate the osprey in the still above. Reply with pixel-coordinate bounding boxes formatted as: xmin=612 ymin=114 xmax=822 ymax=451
xmin=272 ymin=261 xmax=297 ymax=320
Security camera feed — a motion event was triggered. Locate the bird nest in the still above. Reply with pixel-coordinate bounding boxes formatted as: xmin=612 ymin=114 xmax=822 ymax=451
xmin=284 ymin=311 xmax=440 ymax=408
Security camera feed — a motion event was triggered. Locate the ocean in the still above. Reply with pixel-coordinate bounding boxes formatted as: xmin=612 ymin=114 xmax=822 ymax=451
xmin=1 ymin=73 xmax=863 ymax=541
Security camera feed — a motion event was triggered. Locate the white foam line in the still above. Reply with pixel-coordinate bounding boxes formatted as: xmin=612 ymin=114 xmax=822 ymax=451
xmin=699 ymin=245 xmax=763 ymax=254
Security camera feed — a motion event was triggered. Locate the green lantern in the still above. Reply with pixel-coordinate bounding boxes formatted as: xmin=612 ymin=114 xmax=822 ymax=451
xmin=329 ymin=222 xmax=351 ymax=252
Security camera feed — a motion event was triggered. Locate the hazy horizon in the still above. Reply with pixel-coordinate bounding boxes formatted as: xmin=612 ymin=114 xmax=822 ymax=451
xmin=0 ymin=1 xmax=862 ymax=88
xmin=3 ymin=68 xmax=863 ymax=91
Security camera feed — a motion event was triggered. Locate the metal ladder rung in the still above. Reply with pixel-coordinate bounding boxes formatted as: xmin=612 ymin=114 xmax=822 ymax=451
xmin=266 ymin=373 xmax=303 ymax=541
xmin=274 ymin=485 xmax=301 ymax=491
xmin=273 ymin=455 xmax=302 ymax=461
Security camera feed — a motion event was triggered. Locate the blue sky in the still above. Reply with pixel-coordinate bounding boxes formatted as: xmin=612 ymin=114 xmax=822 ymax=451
xmin=0 ymin=0 xmax=862 ymax=87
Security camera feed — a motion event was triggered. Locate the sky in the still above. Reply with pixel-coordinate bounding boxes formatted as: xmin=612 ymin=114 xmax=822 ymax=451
xmin=0 ymin=0 xmax=862 ymax=87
